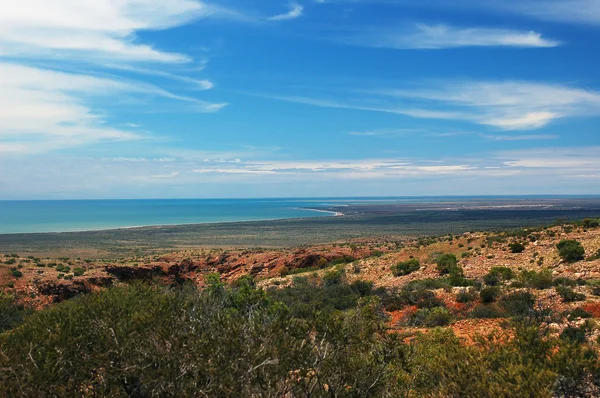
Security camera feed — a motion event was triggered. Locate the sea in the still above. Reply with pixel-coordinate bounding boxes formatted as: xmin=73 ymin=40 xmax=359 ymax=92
xmin=0 ymin=196 xmax=594 ymax=234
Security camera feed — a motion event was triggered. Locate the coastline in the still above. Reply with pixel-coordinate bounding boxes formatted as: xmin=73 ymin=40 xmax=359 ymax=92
xmin=0 ymin=208 xmax=341 ymax=236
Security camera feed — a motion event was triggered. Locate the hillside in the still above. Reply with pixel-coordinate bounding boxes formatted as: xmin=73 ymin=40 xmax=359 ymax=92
xmin=2 ymin=218 xmax=600 ymax=396
xmin=3 ymin=219 xmax=600 ymax=335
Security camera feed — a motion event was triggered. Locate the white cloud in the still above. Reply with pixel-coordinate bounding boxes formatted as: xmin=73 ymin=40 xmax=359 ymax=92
xmin=382 ymin=81 xmax=600 ymax=129
xmin=480 ymin=134 xmax=559 ymax=141
xmin=266 ymin=81 xmax=600 ymax=130
xmin=0 ymin=0 xmax=218 ymax=62
xmin=342 ymin=24 xmax=559 ymax=49
xmin=0 ymin=1 xmax=229 ymax=154
xmin=499 ymin=147 xmax=600 ymax=170
xmin=268 ymin=3 xmax=304 ymax=21
xmin=0 ymin=62 xmax=226 ymax=154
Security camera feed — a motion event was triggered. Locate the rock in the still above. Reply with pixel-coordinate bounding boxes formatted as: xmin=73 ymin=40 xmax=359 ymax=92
xmin=36 ymin=280 xmax=90 ymax=302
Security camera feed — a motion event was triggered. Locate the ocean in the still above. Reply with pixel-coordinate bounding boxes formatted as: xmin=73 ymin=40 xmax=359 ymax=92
xmin=0 ymin=196 xmax=594 ymax=234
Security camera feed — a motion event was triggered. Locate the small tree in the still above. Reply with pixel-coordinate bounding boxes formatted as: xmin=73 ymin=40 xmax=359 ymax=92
xmin=508 ymin=242 xmax=526 ymax=254
xmin=436 ymin=254 xmax=459 ymax=275
xmin=391 ymin=259 xmax=420 ymax=276
xmin=557 ymin=240 xmax=585 ymax=263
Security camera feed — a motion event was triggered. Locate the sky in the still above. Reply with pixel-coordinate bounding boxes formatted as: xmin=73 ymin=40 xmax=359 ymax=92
xmin=1 ymin=0 xmax=600 ymax=199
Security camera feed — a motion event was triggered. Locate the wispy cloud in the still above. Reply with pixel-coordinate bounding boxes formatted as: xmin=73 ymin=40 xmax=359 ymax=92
xmin=0 ymin=62 xmax=226 ymax=154
xmin=318 ymin=0 xmax=600 ymax=26
xmin=341 ymin=24 xmax=560 ymax=49
xmin=268 ymin=3 xmax=304 ymax=21
xmin=266 ymin=80 xmax=600 ymax=130
xmin=480 ymin=134 xmax=559 ymax=141
xmin=381 ymin=81 xmax=600 ymax=129
xmin=0 ymin=0 xmax=231 ymax=154
xmin=485 ymin=0 xmax=600 ymax=26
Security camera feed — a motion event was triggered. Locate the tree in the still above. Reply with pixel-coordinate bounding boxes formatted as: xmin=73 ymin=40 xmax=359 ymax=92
xmin=557 ymin=240 xmax=585 ymax=263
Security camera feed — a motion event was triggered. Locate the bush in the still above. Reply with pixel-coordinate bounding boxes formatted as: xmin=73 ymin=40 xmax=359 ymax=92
xmin=480 ymin=286 xmax=501 ymax=303
xmin=582 ymin=218 xmax=599 ymax=229
xmin=10 ymin=269 xmax=22 ymax=278
xmin=509 ymin=242 xmax=526 ymax=253
xmin=456 ymin=289 xmax=477 ymax=303
xmin=520 ymin=269 xmax=553 ymax=290
xmin=55 ymin=264 xmax=71 ymax=273
xmin=499 ymin=291 xmax=535 ymax=317
xmin=409 ymin=307 xmax=453 ymax=327
xmin=349 ymin=280 xmax=373 ymax=296
xmin=73 ymin=267 xmax=85 ymax=277
xmin=469 ymin=304 xmax=504 ymax=319
xmin=556 ymin=286 xmax=585 ymax=302
xmin=491 ymin=266 xmax=514 ymax=279
xmin=560 ymin=326 xmax=587 ymax=345
xmin=323 ymin=267 xmax=345 ymax=286
xmin=391 ymin=259 xmax=420 ymax=276
xmin=557 ymin=240 xmax=585 ymax=263
xmin=435 ymin=254 xmax=459 ymax=275
xmin=566 ymin=308 xmax=592 ymax=319
xmin=553 ymin=277 xmax=577 ymax=287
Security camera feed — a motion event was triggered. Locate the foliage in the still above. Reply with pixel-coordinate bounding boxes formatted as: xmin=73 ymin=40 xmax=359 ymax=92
xmin=557 ymin=240 xmax=585 ymax=263
xmin=435 ymin=253 xmax=460 ymax=275
xmin=391 ymin=258 xmax=420 ymax=276
xmin=480 ymin=286 xmax=501 ymax=303
xmin=499 ymin=291 xmax=535 ymax=317
xmin=519 ymin=269 xmax=553 ymax=290
xmin=1 ymin=278 xmax=600 ymax=396
xmin=509 ymin=242 xmax=526 ymax=253
xmin=555 ymin=286 xmax=586 ymax=303
xmin=456 ymin=288 xmax=478 ymax=303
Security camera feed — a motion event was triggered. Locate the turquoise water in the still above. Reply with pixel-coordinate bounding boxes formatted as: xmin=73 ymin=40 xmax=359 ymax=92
xmin=0 ymin=196 xmax=594 ymax=234
xmin=0 ymin=199 xmax=344 ymax=234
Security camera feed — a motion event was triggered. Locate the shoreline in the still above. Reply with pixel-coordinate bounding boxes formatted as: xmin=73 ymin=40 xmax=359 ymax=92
xmin=0 ymin=208 xmax=342 ymax=236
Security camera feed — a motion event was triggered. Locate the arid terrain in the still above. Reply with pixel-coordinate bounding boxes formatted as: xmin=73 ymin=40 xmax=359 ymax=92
xmin=3 ymin=218 xmax=600 ymax=341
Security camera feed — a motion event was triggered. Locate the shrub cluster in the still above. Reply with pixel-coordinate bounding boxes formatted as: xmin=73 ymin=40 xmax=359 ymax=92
xmin=557 ymin=240 xmax=585 ymax=263
xmin=391 ymin=259 xmax=420 ymax=276
xmin=1 ymin=278 xmax=599 ymax=397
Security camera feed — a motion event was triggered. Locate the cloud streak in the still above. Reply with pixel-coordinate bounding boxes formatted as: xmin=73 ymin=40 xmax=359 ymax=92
xmin=268 ymin=3 xmax=304 ymax=21
xmin=265 ymin=80 xmax=600 ymax=130
xmin=341 ymin=24 xmax=560 ymax=49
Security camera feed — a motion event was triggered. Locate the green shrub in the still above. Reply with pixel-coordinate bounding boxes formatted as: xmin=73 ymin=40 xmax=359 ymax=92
xmin=520 ymin=269 xmax=553 ymax=290
xmin=556 ymin=286 xmax=585 ymax=302
xmin=560 ymin=326 xmax=587 ymax=345
xmin=55 ymin=264 xmax=71 ymax=273
xmin=349 ymin=280 xmax=373 ymax=296
xmin=73 ymin=267 xmax=85 ymax=277
xmin=409 ymin=307 xmax=453 ymax=327
xmin=456 ymin=289 xmax=477 ymax=303
xmin=509 ymin=242 xmax=526 ymax=253
xmin=553 ymin=277 xmax=577 ymax=287
xmin=469 ymin=304 xmax=504 ymax=319
xmin=483 ymin=272 xmax=500 ymax=286
xmin=323 ymin=267 xmax=345 ymax=286
xmin=435 ymin=254 xmax=459 ymax=275
xmin=10 ymin=269 xmax=22 ymax=278
xmin=582 ymin=218 xmax=599 ymax=229
xmin=499 ymin=291 xmax=535 ymax=317
xmin=566 ymin=308 xmax=592 ymax=319
xmin=557 ymin=240 xmax=585 ymax=263
xmin=4 ymin=258 xmax=16 ymax=265
xmin=391 ymin=259 xmax=420 ymax=276
xmin=480 ymin=286 xmax=501 ymax=303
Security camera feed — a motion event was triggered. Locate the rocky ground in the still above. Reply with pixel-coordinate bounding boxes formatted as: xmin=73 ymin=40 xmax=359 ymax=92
xmin=2 ymin=221 xmax=600 ymax=340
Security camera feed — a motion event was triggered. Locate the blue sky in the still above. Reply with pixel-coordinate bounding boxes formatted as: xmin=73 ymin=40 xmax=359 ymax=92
xmin=1 ymin=0 xmax=599 ymax=199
